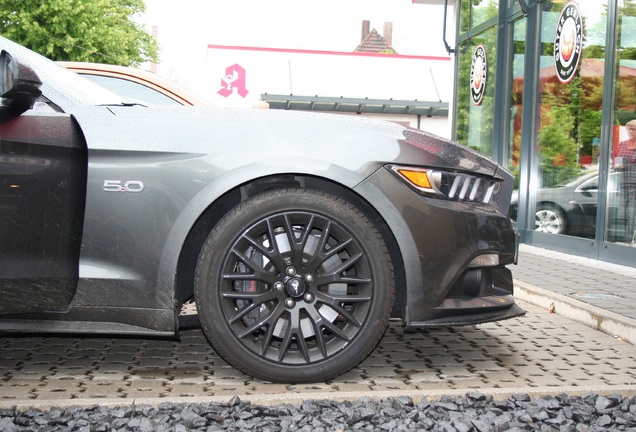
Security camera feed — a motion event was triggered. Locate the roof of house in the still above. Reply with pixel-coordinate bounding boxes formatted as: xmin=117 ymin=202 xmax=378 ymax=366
xmin=354 ymin=29 xmax=397 ymax=54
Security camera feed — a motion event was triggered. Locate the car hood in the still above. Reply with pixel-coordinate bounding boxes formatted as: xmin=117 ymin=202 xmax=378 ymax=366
xmin=70 ymin=105 xmax=507 ymax=182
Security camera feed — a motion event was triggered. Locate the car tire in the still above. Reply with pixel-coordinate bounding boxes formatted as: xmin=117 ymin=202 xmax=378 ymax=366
xmin=194 ymin=188 xmax=394 ymax=383
xmin=535 ymin=204 xmax=567 ymax=234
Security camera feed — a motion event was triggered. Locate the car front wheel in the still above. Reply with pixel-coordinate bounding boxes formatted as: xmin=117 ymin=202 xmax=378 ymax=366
xmin=194 ymin=188 xmax=394 ymax=383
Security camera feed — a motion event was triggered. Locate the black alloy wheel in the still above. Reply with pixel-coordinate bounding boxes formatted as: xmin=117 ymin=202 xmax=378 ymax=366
xmin=194 ymin=188 xmax=394 ymax=383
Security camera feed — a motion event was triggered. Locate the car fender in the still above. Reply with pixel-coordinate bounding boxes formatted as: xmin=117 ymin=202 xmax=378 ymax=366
xmin=155 ymin=159 xmax=380 ymax=298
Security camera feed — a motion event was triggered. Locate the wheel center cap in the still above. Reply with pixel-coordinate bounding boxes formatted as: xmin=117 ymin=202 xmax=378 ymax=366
xmin=286 ymin=278 xmax=306 ymax=297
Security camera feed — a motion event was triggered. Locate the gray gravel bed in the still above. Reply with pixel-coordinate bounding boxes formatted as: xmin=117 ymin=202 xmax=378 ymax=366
xmin=1 ymin=392 xmax=636 ymax=431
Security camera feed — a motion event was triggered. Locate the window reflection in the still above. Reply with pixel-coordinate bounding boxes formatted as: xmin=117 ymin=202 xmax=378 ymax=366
xmin=456 ymin=26 xmax=497 ymax=156
xmin=460 ymin=0 xmax=499 ymax=33
xmin=532 ymin=0 xmax=606 ymax=238
xmin=509 ymin=19 xmax=525 ymax=189
xmin=607 ymin=1 xmax=636 ymax=246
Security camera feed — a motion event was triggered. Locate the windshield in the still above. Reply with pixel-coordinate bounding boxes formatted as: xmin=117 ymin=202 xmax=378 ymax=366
xmin=0 ymin=36 xmax=126 ymax=108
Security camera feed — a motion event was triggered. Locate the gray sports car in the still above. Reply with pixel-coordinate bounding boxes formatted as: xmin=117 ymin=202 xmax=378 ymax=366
xmin=0 ymin=36 xmax=523 ymax=383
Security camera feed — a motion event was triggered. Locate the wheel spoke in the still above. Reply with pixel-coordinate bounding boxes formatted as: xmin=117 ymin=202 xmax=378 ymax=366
xmin=316 ymin=292 xmax=367 ymax=327
xmin=259 ymin=323 xmax=276 ymax=356
xmin=304 ymin=221 xmax=354 ymax=271
xmin=315 ymin=251 xmax=371 ymax=286
xmin=223 ymin=248 xmax=276 ymax=285
xmin=244 ymin=231 xmax=287 ymax=274
xmin=237 ymin=306 xmax=281 ymax=338
xmin=321 ymin=316 xmax=353 ymax=341
xmin=275 ymin=309 xmax=312 ymax=363
xmin=303 ymin=307 xmax=329 ymax=358
xmin=222 ymin=290 xmax=278 ymax=324
xmin=317 ymin=274 xmax=371 ymax=285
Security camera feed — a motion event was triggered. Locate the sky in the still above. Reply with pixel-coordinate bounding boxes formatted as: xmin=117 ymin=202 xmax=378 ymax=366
xmin=139 ymin=0 xmax=454 ymax=90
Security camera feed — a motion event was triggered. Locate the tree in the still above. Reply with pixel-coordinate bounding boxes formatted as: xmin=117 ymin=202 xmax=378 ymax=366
xmin=0 ymin=0 xmax=158 ymax=66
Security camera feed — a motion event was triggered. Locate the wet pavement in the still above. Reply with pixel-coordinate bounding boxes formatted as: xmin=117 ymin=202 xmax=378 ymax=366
xmin=1 ymin=245 xmax=636 ymax=409
xmin=1 ymin=302 xmax=636 ymax=409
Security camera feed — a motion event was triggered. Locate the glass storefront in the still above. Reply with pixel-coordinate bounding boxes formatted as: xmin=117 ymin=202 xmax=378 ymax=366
xmin=455 ymin=26 xmax=498 ymax=156
xmin=454 ymin=0 xmax=636 ymax=267
xmin=607 ymin=0 xmax=636 ymax=246
xmin=534 ymin=1 xmax=606 ymax=239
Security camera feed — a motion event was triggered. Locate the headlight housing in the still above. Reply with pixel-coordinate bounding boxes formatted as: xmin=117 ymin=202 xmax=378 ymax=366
xmin=390 ymin=165 xmax=502 ymax=204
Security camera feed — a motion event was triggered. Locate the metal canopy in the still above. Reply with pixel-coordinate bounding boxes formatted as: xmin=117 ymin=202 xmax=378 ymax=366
xmin=260 ymin=94 xmax=449 ymax=117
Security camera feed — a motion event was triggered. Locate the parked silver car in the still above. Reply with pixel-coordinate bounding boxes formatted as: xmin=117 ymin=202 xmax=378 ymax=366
xmin=0 ymin=36 xmax=523 ymax=383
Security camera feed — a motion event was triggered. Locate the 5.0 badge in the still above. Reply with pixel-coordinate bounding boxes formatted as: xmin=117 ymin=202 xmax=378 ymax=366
xmin=103 ymin=180 xmax=144 ymax=193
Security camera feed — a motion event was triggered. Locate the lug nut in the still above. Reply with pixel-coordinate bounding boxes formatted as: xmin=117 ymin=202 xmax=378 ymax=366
xmin=305 ymin=273 xmax=315 ymax=283
xmin=285 ymin=298 xmax=295 ymax=308
xmin=274 ymin=282 xmax=284 ymax=291
xmin=286 ymin=266 xmax=296 ymax=276
xmin=303 ymin=293 xmax=314 ymax=303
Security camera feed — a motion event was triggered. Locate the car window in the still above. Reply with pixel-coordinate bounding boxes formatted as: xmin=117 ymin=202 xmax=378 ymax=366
xmin=80 ymin=74 xmax=182 ymax=106
xmin=578 ymin=176 xmax=599 ymax=192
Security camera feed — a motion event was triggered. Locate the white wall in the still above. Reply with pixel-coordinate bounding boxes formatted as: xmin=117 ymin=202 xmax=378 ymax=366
xmin=202 ymin=46 xmax=452 ymax=137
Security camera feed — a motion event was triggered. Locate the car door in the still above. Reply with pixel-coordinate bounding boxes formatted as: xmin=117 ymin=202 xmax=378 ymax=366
xmin=0 ymin=102 xmax=87 ymax=315
xmin=571 ymin=175 xmax=600 ymax=236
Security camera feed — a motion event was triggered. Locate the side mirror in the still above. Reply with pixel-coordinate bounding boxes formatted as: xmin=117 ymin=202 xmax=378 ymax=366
xmin=1 ymin=50 xmax=42 ymax=108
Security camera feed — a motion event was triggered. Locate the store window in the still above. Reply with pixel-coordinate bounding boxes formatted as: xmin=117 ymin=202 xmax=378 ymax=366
xmin=606 ymin=0 xmax=636 ymax=245
xmin=455 ymin=25 xmax=497 ymax=156
xmin=532 ymin=0 xmax=607 ymax=238
xmin=459 ymin=0 xmax=499 ymax=33
xmin=509 ymin=18 xmax=526 ymax=187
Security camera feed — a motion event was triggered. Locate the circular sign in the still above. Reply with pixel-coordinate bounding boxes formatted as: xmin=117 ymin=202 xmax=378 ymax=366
xmin=470 ymin=45 xmax=487 ymax=106
xmin=554 ymin=1 xmax=583 ymax=84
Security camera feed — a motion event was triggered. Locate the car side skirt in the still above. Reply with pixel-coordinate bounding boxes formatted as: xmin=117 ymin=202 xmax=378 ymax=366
xmin=0 ymin=307 xmax=175 ymax=336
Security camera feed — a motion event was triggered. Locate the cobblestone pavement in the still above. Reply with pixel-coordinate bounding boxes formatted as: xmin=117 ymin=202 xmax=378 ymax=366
xmin=1 ymin=301 xmax=636 ymax=409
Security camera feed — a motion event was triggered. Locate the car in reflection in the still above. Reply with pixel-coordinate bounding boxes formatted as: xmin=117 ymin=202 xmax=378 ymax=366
xmin=59 ymin=61 xmax=207 ymax=106
xmin=0 ymin=36 xmax=523 ymax=383
xmin=510 ymin=171 xmax=624 ymax=238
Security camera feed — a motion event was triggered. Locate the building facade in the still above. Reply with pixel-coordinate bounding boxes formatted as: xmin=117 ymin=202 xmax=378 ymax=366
xmin=445 ymin=0 xmax=636 ymax=267
xmin=202 ymin=42 xmax=452 ymax=138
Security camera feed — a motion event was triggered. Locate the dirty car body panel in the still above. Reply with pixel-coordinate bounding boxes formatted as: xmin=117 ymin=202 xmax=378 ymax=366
xmin=0 ymin=36 xmax=523 ymax=383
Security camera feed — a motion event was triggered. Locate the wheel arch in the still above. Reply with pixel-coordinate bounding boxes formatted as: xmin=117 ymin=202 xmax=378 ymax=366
xmin=172 ymin=174 xmax=406 ymax=320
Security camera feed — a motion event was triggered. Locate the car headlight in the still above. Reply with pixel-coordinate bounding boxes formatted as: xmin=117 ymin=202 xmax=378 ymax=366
xmin=390 ymin=165 xmax=502 ymax=204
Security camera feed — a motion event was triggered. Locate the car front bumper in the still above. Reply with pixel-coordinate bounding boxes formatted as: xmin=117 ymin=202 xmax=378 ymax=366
xmin=357 ymin=166 xmax=525 ymax=327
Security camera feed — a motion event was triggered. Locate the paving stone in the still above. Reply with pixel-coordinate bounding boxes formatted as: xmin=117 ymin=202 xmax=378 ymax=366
xmin=372 ymin=376 xmax=409 ymax=385
xmin=80 ymin=381 xmax=121 ymax=398
xmin=124 ymin=379 xmax=167 ymax=398
xmin=250 ymin=383 xmax=291 ymax=394
xmin=413 ymin=381 xmax=459 ymax=391
xmin=480 ymin=371 xmax=525 ymax=384
xmin=0 ymin=381 xmax=40 ymax=400
xmin=329 ymin=370 xmax=366 ymax=383
xmin=449 ymin=377 xmax=487 ymax=388
xmin=171 ymin=353 xmax=209 ymax=364
xmin=167 ymin=383 xmax=208 ymax=397
xmin=286 ymin=383 xmax=334 ymax=393
xmin=465 ymin=360 xmax=505 ymax=372
xmin=407 ymin=370 xmax=444 ymax=383
xmin=211 ymin=367 xmax=246 ymax=379
xmin=334 ymin=383 xmax=373 ymax=392
xmin=372 ymin=382 xmax=419 ymax=391
xmin=34 ymin=379 xmax=81 ymax=400
xmin=437 ymin=365 xmax=474 ymax=379
xmin=598 ymin=373 xmax=636 ymax=385
xmin=512 ymin=365 xmax=548 ymax=377
xmin=358 ymin=356 xmax=392 ymax=368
